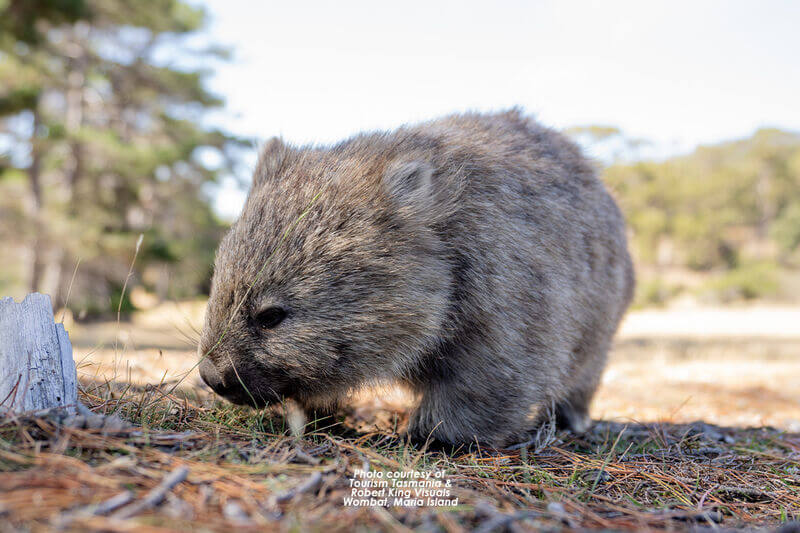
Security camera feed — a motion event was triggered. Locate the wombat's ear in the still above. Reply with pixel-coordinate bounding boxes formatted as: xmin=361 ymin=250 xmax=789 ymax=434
xmin=382 ymin=160 xmax=434 ymax=212
xmin=253 ymin=137 xmax=290 ymax=188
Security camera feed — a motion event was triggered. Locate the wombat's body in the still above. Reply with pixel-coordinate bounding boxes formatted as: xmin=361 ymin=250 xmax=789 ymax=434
xmin=199 ymin=110 xmax=634 ymax=447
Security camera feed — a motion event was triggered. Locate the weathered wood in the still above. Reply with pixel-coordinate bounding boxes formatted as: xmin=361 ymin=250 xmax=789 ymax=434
xmin=0 ymin=293 xmax=77 ymax=413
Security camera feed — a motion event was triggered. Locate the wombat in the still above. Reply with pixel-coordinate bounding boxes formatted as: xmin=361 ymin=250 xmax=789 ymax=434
xmin=198 ymin=110 xmax=634 ymax=447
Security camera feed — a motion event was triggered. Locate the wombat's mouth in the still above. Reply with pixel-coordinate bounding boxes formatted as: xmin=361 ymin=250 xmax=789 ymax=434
xmin=216 ymin=377 xmax=298 ymax=408
xmin=212 ymin=381 xmax=295 ymax=408
xmin=220 ymin=389 xmax=276 ymax=408
xmin=199 ymin=358 xmax=295 ymax=408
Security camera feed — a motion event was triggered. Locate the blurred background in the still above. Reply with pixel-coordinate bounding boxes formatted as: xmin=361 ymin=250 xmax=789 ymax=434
xmin=1 ymin=0 xmax=798 ymax=428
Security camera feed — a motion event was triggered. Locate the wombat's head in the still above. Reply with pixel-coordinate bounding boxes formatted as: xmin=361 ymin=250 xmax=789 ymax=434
xmin=199 ymin=138 xmax=451 ymax=408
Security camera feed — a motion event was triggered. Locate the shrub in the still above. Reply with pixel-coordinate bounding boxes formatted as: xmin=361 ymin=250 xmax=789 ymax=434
xmin=700 ymin=261 xmax=780 ymax=303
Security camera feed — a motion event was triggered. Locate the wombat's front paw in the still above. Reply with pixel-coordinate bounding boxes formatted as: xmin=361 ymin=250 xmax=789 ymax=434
xmin=406 ymin=404 xmax=479 ymax=447
xmin=555 ymin=401 xmax=592 ymax=434
xmin=406 ymin=408 xmax=434 ymax=445
xmin=406 ymin=406 xmax=458 ymax=446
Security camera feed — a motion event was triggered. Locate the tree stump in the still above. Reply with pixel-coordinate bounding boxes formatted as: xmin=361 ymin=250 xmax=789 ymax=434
xmin=0 ymin=293 xmax=78 ymax=414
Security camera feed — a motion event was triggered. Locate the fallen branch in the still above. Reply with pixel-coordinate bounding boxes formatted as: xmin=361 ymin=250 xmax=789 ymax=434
xmin=111 ymin=466 xmax=190 ymax=519
xmin=92 ymin=491 xmax=136 ymax=516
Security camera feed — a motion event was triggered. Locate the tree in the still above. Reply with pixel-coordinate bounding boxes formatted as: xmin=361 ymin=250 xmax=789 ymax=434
xmin=0 ymin=0 xmax=246 ymax=313
xmin=599 ymin=127 xmax=800 ymax=303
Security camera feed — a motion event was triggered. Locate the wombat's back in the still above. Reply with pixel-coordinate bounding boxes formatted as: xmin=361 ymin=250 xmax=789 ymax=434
xmin=395 ymin=110 xmax=634 ymax=442
xmin=402 ymin=110 xmax=633 ymax=331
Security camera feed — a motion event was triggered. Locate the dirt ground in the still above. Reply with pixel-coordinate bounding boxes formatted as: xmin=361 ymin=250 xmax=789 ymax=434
xmin=64 ymin=300 xmax=800 ymax=432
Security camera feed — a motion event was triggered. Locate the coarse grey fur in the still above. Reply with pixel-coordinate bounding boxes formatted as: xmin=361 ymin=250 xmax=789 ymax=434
xmin=198 ymin=109 xmax=635 ymax=447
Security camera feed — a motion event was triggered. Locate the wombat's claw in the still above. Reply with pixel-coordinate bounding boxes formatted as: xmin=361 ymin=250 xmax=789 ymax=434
xmin=406 ymin=420 xmax=433 ymax=447
xmin=555 ymin=401 xmax=592 ymax=434
xmin=570 ymin=414 xmax=592 ymax=434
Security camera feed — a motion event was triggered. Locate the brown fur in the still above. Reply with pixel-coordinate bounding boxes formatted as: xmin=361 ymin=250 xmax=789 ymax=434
xmin=198 ymin=109 xmax=634 ymax=447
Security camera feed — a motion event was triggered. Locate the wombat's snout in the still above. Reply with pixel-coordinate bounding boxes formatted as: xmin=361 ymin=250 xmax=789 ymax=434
xmin=199 ymin=357 xmax=277 ymax=407
xmin=199 ymin=358 xmax=241 ymax=401
xmin=199 ymin=357 xmax=226 ymax=394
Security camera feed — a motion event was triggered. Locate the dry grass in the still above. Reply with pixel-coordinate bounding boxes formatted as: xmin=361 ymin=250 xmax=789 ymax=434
xmin=1 ymin=380 xmax=798 ymax=532
xmin=2 ymin=303 xmax=799 ymax=531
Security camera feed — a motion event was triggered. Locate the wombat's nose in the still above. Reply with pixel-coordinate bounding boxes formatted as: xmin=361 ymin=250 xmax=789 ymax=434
xmin=199 ymin=357 xmax=226 ymax=394
xmin=199 ymin=357 xmax=256 ymax=405
xmin=199 ymin=355 xmax=283 ymax=407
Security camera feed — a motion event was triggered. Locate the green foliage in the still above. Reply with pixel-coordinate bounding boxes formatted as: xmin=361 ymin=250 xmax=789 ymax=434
xmin=596 ymin=127 xmax=800 ymax=303
xmin=633 ymin=279 xmax=682 ymax=309
xmin=141 ymin=236 xmax=179 ymax=263
xmin=771 ymin=203 xmax=800 ymax=257
xmin=700 ymin=261 xmax=780 ymax=303
xmin=0 ymin=86 xmax=39 ymax=115
xmin=0 ymin=0 xmax=246 ymax=314
xmin=109 ymin=283 xmax=137 ymax=315
xmin=0 ymin=0 xmax=90 ymax=44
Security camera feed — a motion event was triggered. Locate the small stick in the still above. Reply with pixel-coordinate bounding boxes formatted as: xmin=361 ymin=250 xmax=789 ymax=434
xmin=715 ymin=484 xmax=777 ymax=500
xmin=292 ymin=447 xmax=321 ymax=465
xmin=53 ymin=490 xmax=135 ymax=528
xmin=112 ymin=466 xmax=189 ymax=519
xmin=672 ymin=476 xmax=777 ymax=500
xmin=93 ymin=491 xmax=135 ymax=515
xmin=474 ymin=501 xmax=538 ymax=533
xmin=274 ymin=471 xmax=323 ymax=503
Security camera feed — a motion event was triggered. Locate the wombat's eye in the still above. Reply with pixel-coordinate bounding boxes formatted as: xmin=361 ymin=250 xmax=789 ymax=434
xmin=254 ymin=306 xmax=287 ymax=329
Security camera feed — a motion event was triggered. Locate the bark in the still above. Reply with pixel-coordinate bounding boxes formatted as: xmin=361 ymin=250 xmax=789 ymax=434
xmin=0 ymin=293 xmax=77 ymax=413
xmin=28 ymin=104 xmax=45 ymax=293
xmin=52 ymin=40 xmax=87 ymax=309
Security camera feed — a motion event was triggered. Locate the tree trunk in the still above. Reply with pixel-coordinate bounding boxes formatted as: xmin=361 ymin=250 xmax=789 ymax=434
xmin=0 ymin=293 xmax=77 ymax=413
xmin=28 ymin=104 xmax=46 ymax=293
xmin=52 ymin=42 xmax=87 ymax=309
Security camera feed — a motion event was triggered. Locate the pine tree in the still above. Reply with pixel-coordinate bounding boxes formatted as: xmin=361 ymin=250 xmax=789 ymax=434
xmin=0 ymin=0 xmax=246 ymax=313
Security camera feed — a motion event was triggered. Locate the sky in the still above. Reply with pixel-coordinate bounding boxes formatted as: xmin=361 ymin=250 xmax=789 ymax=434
xmin=195 ymin=0 xmax=800 ymax=219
